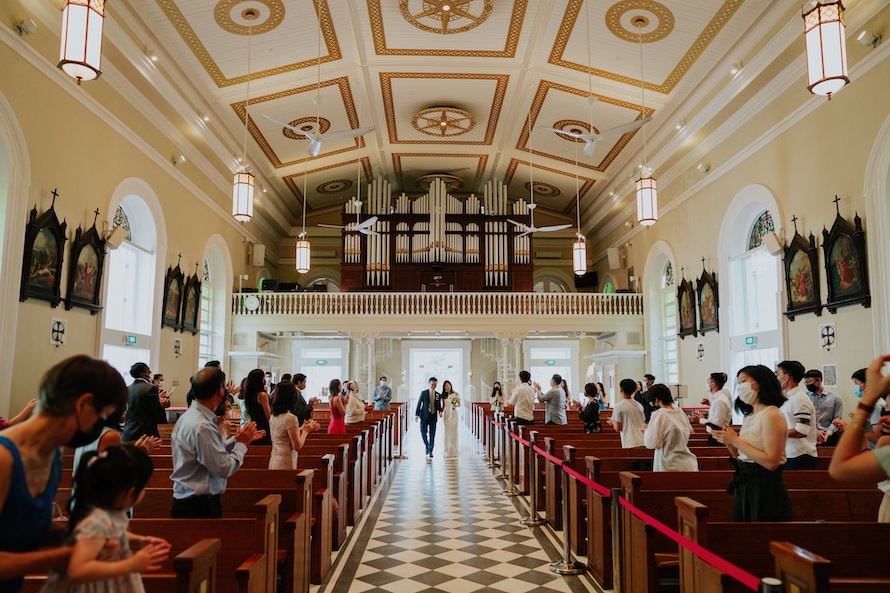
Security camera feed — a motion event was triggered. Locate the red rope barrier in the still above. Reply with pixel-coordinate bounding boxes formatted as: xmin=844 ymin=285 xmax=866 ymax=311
xmin=480 ymin=425 xmax=760 ymax=591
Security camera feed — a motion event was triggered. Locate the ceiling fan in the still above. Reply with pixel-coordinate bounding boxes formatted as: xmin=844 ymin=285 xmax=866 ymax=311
xmin=507 ymin=203 xmax=571 ymax=238
xmin=261 ymin=115 xmax=374 ymax=157
xmin=537 ymin=117 xmax=652 ymax=157
xmin=317 ymin=200 xmax=379 ymax=235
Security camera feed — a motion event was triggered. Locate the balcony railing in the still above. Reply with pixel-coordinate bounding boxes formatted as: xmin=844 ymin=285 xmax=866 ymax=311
xmin=232 ymin=291 xmax=643 ymax=317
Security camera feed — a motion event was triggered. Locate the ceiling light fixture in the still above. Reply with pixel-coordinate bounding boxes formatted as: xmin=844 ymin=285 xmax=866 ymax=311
xmin=634 ymin=17 xmax=657 ymax=227
xmin=696 ymin=162 xmax=711 ymax=174
xmin=856 ymin=30 xmax=882 ymax=48
xmin=295 ymin=161 xmax=311 ymax=274
xmin=729 ymin=63 xmax=742 ymax=76
xmin=58 ymin=0 xmax=107 ymax=84
xmin=572 ymin=144 xmax=587 ymax=276
xmin=803 ymin=0 xmax=849 ymax=99
xmin=232 ymin=10 xmax=257 ymax=222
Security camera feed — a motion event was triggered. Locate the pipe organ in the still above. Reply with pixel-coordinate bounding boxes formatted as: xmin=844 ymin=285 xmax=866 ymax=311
xmin=339 ymin=177 xmax=532 ymax=292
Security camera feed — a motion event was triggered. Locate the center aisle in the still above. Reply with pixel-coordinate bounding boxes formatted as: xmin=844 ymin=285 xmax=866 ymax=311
xmin=319 ymin=422 xmax=599 ymax=593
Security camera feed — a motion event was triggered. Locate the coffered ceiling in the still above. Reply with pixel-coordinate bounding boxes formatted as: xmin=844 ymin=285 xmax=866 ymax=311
xmin=118 ymin=0 xmax=772 ymax=232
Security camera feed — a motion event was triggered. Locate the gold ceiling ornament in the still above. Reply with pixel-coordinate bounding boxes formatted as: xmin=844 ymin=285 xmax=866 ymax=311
xmin=549 ymin=0 xmax=742 ymax=94
xmin=411 ymin=107 xmax=476 ymax=137
xmin=551 ymin=119 xmax=599 ymax=143
xmin=283 ymin=157 xmax=373 ymax=207
xmin=524 ymin=181 xmax=561 ymax=198
xmin=605 ymin=0 xmax=674 ymax=44
xmin=214 ymin=0 xmax=285 ymax=35
xmin=156 ymin=0 xmax=341 ymax=87
xmin=282 ymin=116 xmax=331 ymax=140
xmin=399 ymin=0 xmax=493 ymax=35
xmin=416 ymin=173 xmax=464 ymax=191
xmin=316 ymin=178 xmax=353 ymax=195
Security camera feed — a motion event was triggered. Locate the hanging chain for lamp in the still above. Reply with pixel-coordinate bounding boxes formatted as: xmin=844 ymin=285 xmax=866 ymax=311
xmin=232 ymin=16 xmax=256 ymax=222
xmin=634 ymin=18 xmax=658 ymax=227
xmin=572 ymin=143 xmax=587 ymax=276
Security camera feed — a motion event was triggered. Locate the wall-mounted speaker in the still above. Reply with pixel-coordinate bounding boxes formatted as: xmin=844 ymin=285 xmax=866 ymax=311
xmin=251 ymin=244 xmax=266 ymax=267
xmin=607 ymin=247 xmax=621 ymax=270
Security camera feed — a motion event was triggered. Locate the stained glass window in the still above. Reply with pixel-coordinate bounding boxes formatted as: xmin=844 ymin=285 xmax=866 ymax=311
xmin=112 ymin=205 xmax=132 ymax=242
xmin=662 ymin=261 xmax=674 ymax=288
xmin=747 ymin=210 xmax=775 ymax=251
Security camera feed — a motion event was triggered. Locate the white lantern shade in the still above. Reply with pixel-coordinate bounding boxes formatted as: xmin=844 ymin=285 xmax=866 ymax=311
xmin=58 ymin=0 xmax=105 ymax=82
xmin=803 ymin=1 xmax=849 ymax=97
xmin=572 ymin=238 xmax=587 ymax=276
xmin=295 ymin=238 xmax=311 ymax=274
xmin=232 ymin=171 xmax=255 ymax=222
xmin=636 ymin=176 xmax=658 ymax=226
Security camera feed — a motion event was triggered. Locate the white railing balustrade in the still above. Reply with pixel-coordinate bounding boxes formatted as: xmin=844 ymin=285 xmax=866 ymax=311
xmin=232 ymin=291 xmax=643 ymax=317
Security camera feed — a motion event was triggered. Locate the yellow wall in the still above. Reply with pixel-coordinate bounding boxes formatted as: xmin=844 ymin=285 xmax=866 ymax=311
xmin=0 ymin=39 xmax=278 ymax=415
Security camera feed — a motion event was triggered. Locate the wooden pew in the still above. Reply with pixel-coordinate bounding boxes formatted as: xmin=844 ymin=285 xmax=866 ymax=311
xmin=676 ymin=498 xmax=890 ymax=593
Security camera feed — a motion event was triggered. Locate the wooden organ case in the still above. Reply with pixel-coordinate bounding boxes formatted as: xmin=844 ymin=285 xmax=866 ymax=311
xmin=340 ymin=178 xmax=533 ymax=292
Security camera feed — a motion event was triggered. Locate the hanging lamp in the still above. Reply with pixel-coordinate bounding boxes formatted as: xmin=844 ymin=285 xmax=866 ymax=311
xmin=58 ymin=0 xmax=106 ymax=83
xmin=572 ymin=142 xmax=587 ymax=276
xmin=232 ymin=12 xmax=257 ymax=222
xmin=803 ymin=0 xmax=849 ymax=98
xmin=295 ymin=162 xmax=311 ymax=273
xmin=634 ymin=18 xmax=657 ymax=227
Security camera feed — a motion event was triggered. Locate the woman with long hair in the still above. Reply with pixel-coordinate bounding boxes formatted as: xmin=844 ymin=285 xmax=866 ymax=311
xmin=328 ymin=379 xmax=347 ymax=435
xmin=713 ymin=365 xmax=791 ymax=521
xmin=242 ymin=369 xmax=271 ymax=445
xmin=268 ymin=383 xmax=320 ymax=470
xmin=442 ymin=380 xmax=459 ymax=459
xmin=344 ymin=381 xmax=366 ymax=425
xmin=490 ymin=382 xmax=505 ymax=414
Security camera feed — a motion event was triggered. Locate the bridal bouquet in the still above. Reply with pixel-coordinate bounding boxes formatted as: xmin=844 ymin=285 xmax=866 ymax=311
xmin=449 ymin=393 xmax=460 ymax=410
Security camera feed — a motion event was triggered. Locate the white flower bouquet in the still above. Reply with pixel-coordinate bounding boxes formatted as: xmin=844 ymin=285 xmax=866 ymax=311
xmin=449 ymin=393 xmax=460 ymax=410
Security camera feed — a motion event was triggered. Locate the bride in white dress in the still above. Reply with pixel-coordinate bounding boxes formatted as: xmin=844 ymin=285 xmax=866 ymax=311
xmin=442 ymin=380 xmax=459 ymax=458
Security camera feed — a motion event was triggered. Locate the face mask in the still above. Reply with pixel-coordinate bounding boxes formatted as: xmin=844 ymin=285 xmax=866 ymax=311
xmin=67 ymin=413 xmax=104 ymax=448
xmin=854 ymin=385 xmax=863 ymax=398
xmin=379 ymin=380 xmax=387 ymax=387
xmin=805 ymin=383 xmax=819 ymax=394
xmin=736 ymin=382 xmax=758 ymax=405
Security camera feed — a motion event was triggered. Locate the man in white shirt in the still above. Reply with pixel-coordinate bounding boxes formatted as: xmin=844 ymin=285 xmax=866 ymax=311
xmin=776 ymin=360 xmax=818 ymax=469
xmin=611 ymin=378 xmax=646 ymax=448
xmin=691 ymin=372 xmax=733 ymax=445
xmin=508 ymin=371 xmax=535 ymax=425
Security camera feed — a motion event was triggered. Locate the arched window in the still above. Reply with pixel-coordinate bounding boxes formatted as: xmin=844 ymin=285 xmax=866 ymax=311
xmin=101 ymin=196 xmax=159 ymax=378
xmin=719 ymin=186 xmax=782 ymax=382
xmin=198 ymin=258 xmax=213 ymax=367
xmin=644 ymin=243 xmax=679 ymax=385
xmin=200 ymin=236 xmax=232 ymax=368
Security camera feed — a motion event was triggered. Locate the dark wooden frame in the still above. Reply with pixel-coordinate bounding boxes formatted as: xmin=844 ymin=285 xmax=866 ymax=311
xmin=695 ymin=269 xmax=719 ymax=335
xmin=64 ymin=222 xmax=107 ymax=314
xmin=20 ymin=204 xmax=67 ymax=307
xmin=180 ymin=272 xmax=202 ymax=335
xmin=822 ymin=212 xmax=870 ymax=313
xmin=676 ymin=277 xmax=697 ymax=339
xmin=161 ymin=263 xmax=185 ymax=331
xmin=783 ymin=229 xmax=822 ymax=320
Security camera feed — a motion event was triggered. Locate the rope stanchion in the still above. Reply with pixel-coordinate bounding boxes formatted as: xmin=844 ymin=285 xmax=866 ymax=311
xmin=497 ymin=416 xmax=508 ymax=480
xmin=611 ymin=488 xmax=624 ymax=593
xmin=549 ymin=460 xmax=585 ymax=575
xmin=502 ymin=420 xmax=519 ymax=496
xmin=395 ymin=404 xmax=408 ymax=459
xmin=519 ymin=434 xmax=544 ymax=527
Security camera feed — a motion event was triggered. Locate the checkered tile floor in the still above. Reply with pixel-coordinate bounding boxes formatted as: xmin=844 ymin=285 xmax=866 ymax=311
xmin=320 ymin=425 xmax=598 ymax=593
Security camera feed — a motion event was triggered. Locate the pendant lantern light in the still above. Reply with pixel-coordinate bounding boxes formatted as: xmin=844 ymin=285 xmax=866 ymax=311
xmin=634 ymin=18 xmax=657 ymax=227
xmin=58 ymin=0 xmax=106 ymax=83
xmin=803 ymin=0 xmax=849 ymax=98
xmin=572 ymin=236 xmax=587 ymax=276
xmin=232 ymin=12 xmax=257 ymax=222
xmin=295 ymin=161 xmax=311 ymax=274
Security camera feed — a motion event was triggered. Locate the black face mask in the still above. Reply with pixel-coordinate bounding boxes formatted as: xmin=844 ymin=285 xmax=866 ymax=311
xmin=805 ymin=383 xmax=819 ymax=393
xmin=67 ymin=414 xmax=104 ymax=448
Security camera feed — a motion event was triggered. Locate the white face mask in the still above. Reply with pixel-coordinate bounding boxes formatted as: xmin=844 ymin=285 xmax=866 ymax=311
xmin=736 ymin=382 xmax=758 ymax=405
xmin=379 ymin=380 xmax=386 ymax=386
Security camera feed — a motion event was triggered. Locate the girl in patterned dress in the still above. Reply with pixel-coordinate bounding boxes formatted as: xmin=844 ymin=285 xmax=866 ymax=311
xmin=41 ymin=445 xmax=170 ymax=593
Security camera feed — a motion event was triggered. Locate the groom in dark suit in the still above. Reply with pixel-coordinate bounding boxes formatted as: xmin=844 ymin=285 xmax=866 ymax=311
xmin=415 ymin=377 xmax=443 ymax=460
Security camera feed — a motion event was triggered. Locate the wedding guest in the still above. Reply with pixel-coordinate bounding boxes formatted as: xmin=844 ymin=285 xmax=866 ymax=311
xmin=122 ymin=363 xmax=169 ymax=442
xmin=372 ymin=376 xmax=392 ymax=411
xmin=241 ymin=369 xmax=272 ymax=446
xmin=344 ymin=381 xmax=366 ymax=424
xmin=0 ymin=355 xmax=128 ymax=592
xmin=612 ymin=379 xmax=646 ymax=448
xmin=268 ymin=383 xmax=320 ymax=470
xmin=644 ymin=384 xmax=698 ymax=471
xmin=328 ymin=379 xmax=347 ymax=435
xmin=291 ymin=373 xmax=319 ymax=426
xmin=713 ymin=365 xmax=791 ymax=522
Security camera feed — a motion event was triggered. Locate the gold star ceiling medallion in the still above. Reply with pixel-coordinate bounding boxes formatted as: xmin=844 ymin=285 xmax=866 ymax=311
xmin=400 ymin=0 xmax=493 ymax=35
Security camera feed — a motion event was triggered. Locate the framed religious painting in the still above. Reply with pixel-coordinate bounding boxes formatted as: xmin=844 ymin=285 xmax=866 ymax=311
xmin=20 ymin=202 xmax=67 ymax=307
xmin=822 ymin=211 xmax=870 ymax=313
xmin=179 ymin=272 xmax=201 ymax=335
xmin=64 ymin=217 xmax=107 ymax=314
xmin=161 ymin=262 xmax=185 ymax=331
xmin=676 ymin=277 xmax=697 ymax=339
xmin=696 ymin=269 xmax=719 ymax=335
xmin=783 ymin=229 xmax=822 ymax=320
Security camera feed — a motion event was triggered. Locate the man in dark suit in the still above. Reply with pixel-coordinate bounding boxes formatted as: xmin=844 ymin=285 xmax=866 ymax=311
xmin=123 ymin=362 xmax=170 ymax=441
xmin=415 ymin=377 xmax=442 ymax=461
xmin=291 ymin=373 xmax=319 ymax=425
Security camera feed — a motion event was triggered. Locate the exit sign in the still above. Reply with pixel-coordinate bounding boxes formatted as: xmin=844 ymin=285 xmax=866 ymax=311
xmin=126 ymin=335 xmax=137 ymax=345
xmin=546 ymin=359 xmax=556 ymax=366
xmin=745 ymin=336 xmax=757 ymax=345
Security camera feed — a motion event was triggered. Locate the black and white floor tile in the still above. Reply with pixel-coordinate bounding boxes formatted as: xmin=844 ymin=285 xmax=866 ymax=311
xmin=318 ymin=423 xmax=600 ymax=593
